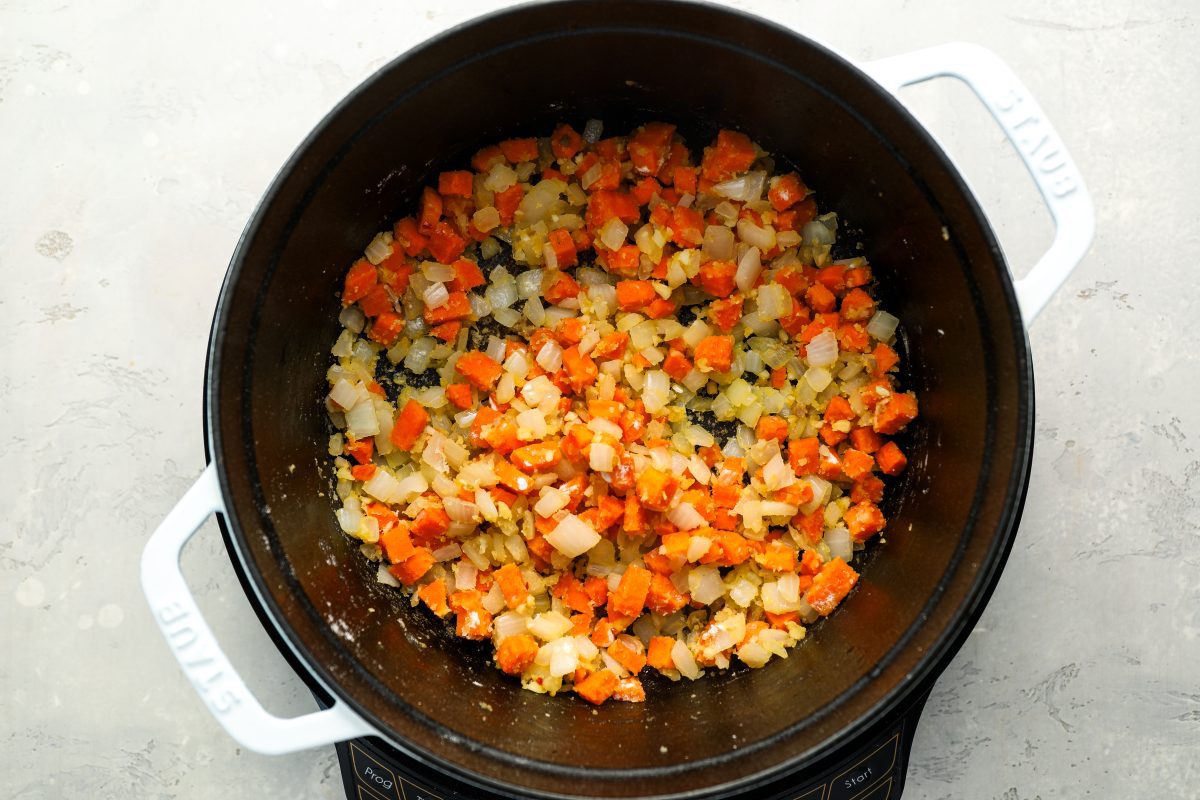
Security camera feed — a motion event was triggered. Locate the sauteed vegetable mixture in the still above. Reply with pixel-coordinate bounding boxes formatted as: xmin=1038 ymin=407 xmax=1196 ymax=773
xmin=324 ymin=122 xmax=917 ymax=705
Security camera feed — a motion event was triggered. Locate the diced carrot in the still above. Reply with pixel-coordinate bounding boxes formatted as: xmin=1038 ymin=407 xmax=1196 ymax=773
xmin=345 ymin=437 xmax=374 ymax=465
xmin=498 ymin=137 xmax=539 ymax=163
xmin=606 ymin=243 xmax=642 ymax=276
xmin=700 ymin=129 xmax=758 ymax=181
xmin=608 ymin=565 xmax=652 ymax=617
xmin=495 ymin=458 xmax=535 ymax=495
xmin=494 ymin=563 xmax=530 ymax=609
xmin=630 ymin=176 xmax=661 ymax=206
xmin=388 ymin=548 xmax=435 ymax=585
xmin=561 ymin=346 xmax=598 ymax=394
xmin=554 ymin=316 xmax=585 ymax=346
xmin=574 ymin=669 xmax=619 ymax=706
xmin=342 ymin=259 xmax=378 ymax=305
xmin=693 ymin=335 xmax=733 ymax=372
xmin=646 ymin=573 xmax=689 ymax=615
xmin=583 ymin=333 xmax=625 ymax=365
xmin=806 ymin=282 xmax=837 ymax=313
xmin=392 ymin=218 xmax=429 ymax=257
xmin=786 ymin=437 xmax=818 ymax=475
xmin=417 ymin=578 xmax=450 ymax=617
xmin=852 ymin=474 xmax=885 ymax=504
xmin=427 ymin=220 xmax=467 ymax=264
xmin=872 ymin=342 xmax=900 ymax=376
xmin=455 ymin=351 xmax=504 ymax=391
xmin=628 ymin=121 xmax=676 ymax=175
xmin=411 ymin=504 xmax=450 ymax=543
xmin=547 ymin=227 xmax=578 ymax=268
xmin=757 ymin=540 xmax=798 ymax=572
xmin=708 ymin=295 xmax=743 ymax=332
xmin=846 ymin=264 xmax=873 ymax=287
xmin=770 ymin=365 xmax=789 ymax=389
xmin=380 ymin=524 xmax=415 ymax=563
xmin=446 ymin=258 xmax=485 ymax=292
xmin=613 ymin=676 xmax=646 ymax=703
xmin=844 ymin=502 xmax=886 ymax=542
xmin=471 ymin=145 xmax=504 ymax=172
xmin=673 ymin=166 xmax=698 ymax=195
xmin=635 ymin=467 xmax=678 ymax=512
xmin=388 ymin=399 xmax=428 ymax=451
xmin=755 ymin=415 xmax=788 ymax=442
xmin=662 ymin=350 xmax=693 ymax=381
xmin=429 ymin=320 xmax=461 ymax=342
xmin=816 ymin=266 xmax=847 ymax=292
xmin=587 ymin=399 xmax=623 ymax=421
xmin=418 ymin=187 xmax=442 ymax=234
xmin=550 ymin=123 xmax=584 ymax=161
xmin=358 ymin=284 xmax=392 ymax=318
xmin=647 ymin=636 xmax=676 ymax=671
xmin=616 ymin=280 xmax=658 ymax=311
xmin=841 ymin=448 xmax=876 ymax=482
xmin=700 ymin=530 xmax=751 ymax=567
xmin=838 ymin=323 xmax=871 ymax=352
xmin=608 ymin=635 xmax=648 ymax=674
xmin=449 ymin=590 xmax=493 ymax=639
xmin=768 ymin=172 xmax=808 ymax=212
xmin=873 ymin=391 xmax=918 ymax=435
xmin=840 ymin=287 xmax=876 ymax=321
xmin=849 ymin=426 xmax=886 ymax=453
xmin=624 ymin=494 xmax=643 ymax=532
xmin=423 ymin=291 xmax=472 ymax=327
xmin=494 ymin=183 xmax=523 ymax=225
xmin=693 ymin=260 xmax=737 ymax=298
xmin=876 ymin=441 xmax=908 ymax=475
xmin=368 ymin=311 xmax=405 ymax=346
xmin=442 ymin=383 xmax=472 ymax=411
xmin=583 ymin=575 xmax=609 ymax=608
xmin=437 ymin=170 xmax=474 ymax=197
xmin=495 ymin=633 xmax=538 ymax=675
xmin=669 ymin=205 xmax=705 ymax=248
xmin=765 ymin=610 xmax=801 ymax=630
xmin=350 ymin=463 xmax=376 ymax=481
xmin=645 ymin=296 xmax=676 ymax=319
xmin=544 ymin=271 xmax=580 ymax=304
xmin=804 ymin=557 xmax=859 ymax=616
xmin=585 ymin=190 xmax=640 ymax=232
xmin=510 ymin=442 xmax=562 ymax=472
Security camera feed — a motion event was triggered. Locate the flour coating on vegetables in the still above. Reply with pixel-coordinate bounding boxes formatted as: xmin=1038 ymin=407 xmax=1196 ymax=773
xmin=324 ymin=121 xmax=918 ymax=706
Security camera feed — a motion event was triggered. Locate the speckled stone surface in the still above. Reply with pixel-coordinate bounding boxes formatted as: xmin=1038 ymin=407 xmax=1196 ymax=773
xmin=3 ymin=1 xmax=1197 ymax=797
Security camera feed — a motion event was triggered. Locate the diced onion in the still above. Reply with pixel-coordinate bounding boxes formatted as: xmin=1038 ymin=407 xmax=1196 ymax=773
xmin=534 ymin=486 xmax=569 ymax=517
xmin=667 ymin=502 xmax=706 ymax=531
xmin=517 ymin=270 xmax=544 ymax=299
xmin=545 ymin=514 xmax=601 ymax=558
xmin=826 ymin=527 xmax=853 ymax=561
xmin=755 ymin=283 xmax=791 ymax=321
xmin=485 ymin=280 xmax=518 ymax=310
xmin=423 ymin=282 xmax=449 ymax=309
xmin=867 ymin=310 xmax=900 ymax=341
xmin=493 ymin=611 xmax=529 ymax=640
xmin=589 ymin=441 xmax=617 ymax=473
xmin=701 ymin=225 xmax=735 ymax=261
xmin=404 ymin=337 xmax=435 ymax=373
xmin=736 ymin=218 xmax=776 ymax=251
xmin=688 ymin=565 xmax=725 ymax=604
xmin=671 ymin=639 xmax=701 ymax=680
xmin=805 ymin=330 xmax=839 ymax=367
xmin=536 ymin=341 xmax=564 ymax=373
xmin=736 ymin=246 xmax=762 ymax=293
xmin=599 ymin=218 xmax=629 ymax=251
xmin=529 ymin=611 xmax=574 ymax=641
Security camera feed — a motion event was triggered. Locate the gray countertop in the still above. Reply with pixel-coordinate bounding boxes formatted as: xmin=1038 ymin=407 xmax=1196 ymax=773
xmin=3 ymin=1 xmax=1197 ymax=797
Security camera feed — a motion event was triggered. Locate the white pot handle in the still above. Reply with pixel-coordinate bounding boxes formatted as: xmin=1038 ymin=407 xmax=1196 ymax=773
xmin=140 ymin=464 xmax=376 ymax=754
xmin=860 ymin=42 xmax=1095 ymax=325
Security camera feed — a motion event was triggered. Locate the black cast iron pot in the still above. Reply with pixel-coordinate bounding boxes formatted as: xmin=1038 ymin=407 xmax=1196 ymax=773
xmin=142 ymin=2 xmax=1093 ymax=798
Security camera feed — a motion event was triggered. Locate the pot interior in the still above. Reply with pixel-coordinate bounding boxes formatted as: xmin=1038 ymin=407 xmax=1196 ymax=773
xmin=208 ymin=2 xmax=1030 ymax=797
